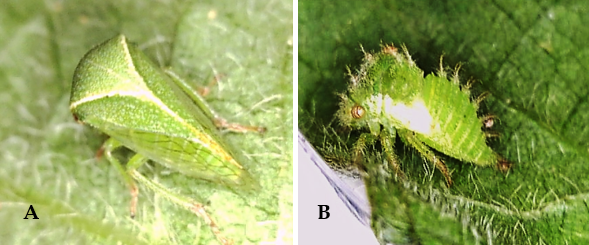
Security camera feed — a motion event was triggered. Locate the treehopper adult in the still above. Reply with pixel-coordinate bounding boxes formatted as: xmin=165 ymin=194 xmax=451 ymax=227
xmin=70 ymin=34 xmax=265 ymax=244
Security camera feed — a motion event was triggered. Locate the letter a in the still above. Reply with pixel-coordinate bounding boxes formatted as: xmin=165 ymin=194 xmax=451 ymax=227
xmin=24 ymin=205 xmax=39 ymax=219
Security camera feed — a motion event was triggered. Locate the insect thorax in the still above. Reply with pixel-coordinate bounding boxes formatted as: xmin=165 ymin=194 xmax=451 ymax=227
xmin=338 ymin=45 xmax=428 ymax=134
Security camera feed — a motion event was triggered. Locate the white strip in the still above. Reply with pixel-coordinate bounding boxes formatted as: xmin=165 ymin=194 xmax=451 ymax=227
xmin=70 ymin=37 xmax=209 ymax=148
xmin=382 ymin=95 xmax=433 ymax=135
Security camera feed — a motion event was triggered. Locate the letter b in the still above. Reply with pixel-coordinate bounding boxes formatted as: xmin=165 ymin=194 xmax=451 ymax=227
xmin=318 ymin=205 xmax=330 ymax=219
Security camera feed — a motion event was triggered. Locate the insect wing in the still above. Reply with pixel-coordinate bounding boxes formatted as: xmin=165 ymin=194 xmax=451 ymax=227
xmin=103 ymin=123 xmax=258 ymax=191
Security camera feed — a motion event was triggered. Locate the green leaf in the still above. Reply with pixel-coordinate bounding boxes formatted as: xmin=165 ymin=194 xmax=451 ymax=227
xmin=299 ymin=0 xmax=589 ymax=244
xmin=0 ymin=0 xmax=292 ymax=244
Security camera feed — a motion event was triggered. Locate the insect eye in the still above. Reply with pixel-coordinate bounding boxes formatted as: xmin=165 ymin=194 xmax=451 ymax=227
xmin=351 ymin=105 xmax=365 ymax=119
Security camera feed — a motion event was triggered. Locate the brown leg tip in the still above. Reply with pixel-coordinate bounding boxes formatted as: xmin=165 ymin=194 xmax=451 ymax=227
xmin=395 ymin=170 xmax=406 ymax=180
xmin=257 ymin=126 xmax=268 ymax=134
xmin=446 ymin=178 xmax=453 ymax=187
xmin=95 ymin=146 xmax=105 ymax=160
xmin=497 ymin=159 xmax=513 ymax=173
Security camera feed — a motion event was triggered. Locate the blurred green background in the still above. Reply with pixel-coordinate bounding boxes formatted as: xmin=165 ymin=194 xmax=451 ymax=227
xmin=0 ymin=0 xmax=292 ymax=244
xmin=300 ymin=0 xmax=589 ymax=244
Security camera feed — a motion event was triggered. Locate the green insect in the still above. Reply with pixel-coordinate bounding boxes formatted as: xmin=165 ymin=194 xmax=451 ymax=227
xmin=337 ymin=44 xmax=508 ymax=186
xmin=70 ymin=34 xmax=265 ymax=245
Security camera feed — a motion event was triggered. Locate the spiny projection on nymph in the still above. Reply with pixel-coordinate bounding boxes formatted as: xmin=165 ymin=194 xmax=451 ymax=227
xmin=337 ymin=44 xmax=510 ymax=186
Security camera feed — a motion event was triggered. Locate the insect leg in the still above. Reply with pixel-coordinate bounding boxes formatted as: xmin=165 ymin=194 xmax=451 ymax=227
xmin=102 ymin=138 xmax=140 ymax=218
xmin=197 ymin=69 xmax=223 ymax=97
xmin=496 ymin=158 xmax=513 ymax=173
xmin=164 ymin=69 xmax=266 ymax=133
xmin=484 ymin=132 xmax=501 ymax=138
xmin=116 ymin=151 xmax=233 ymax=244
xmin=213 ymin=117 xmax=267 ymax=133
xmin=379 ymin=129 xmax=406 ymax=180
xmin=398 ymin=130 xmax=453 ymax=187
xmin=129 ymin=171 xmax=232 ymax=245
xmin=352 ymin=133 xmax=377 ymax=168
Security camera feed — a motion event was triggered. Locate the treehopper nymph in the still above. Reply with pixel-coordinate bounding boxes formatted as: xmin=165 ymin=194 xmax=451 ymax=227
xmin=70 ymin=35 xmax=265 ymax=244
xmin=337 ymin=44 xmax=509 ymax=186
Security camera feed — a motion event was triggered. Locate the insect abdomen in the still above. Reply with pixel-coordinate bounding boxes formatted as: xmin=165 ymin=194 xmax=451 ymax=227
xmin=419 ymin=73 xmax=497 ymax=166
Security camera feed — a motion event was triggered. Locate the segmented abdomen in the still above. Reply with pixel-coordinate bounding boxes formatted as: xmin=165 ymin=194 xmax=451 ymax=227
xmin=419 ymin=74 xmax=497 ymax=166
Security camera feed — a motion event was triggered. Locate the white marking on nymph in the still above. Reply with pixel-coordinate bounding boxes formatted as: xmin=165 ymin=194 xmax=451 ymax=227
xmin=365 ymin=94 xmax=384 ymax=115
xmin=382 ymin=95 xmax=433 ymax=135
